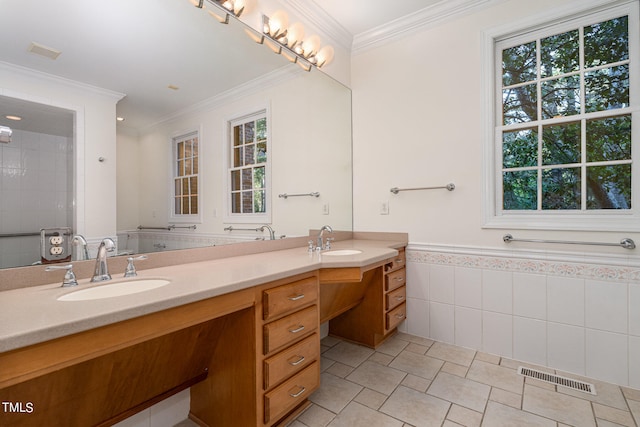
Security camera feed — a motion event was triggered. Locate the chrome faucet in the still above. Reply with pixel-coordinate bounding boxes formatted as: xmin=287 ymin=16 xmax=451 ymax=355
xmin=71 ymin=234 xmax=89 ymax=260
xmin=91 ymin=238 xmax=116 ymax=282
xmin=260 ymin=225 xmax=276 ymax=240
xmin=316 ymin=225 xmax=333 ymax=251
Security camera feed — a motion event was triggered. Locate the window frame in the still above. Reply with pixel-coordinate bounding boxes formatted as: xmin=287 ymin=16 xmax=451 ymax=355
xmin=222 ymin=107 xmax=272 ymax=224
xmin=169 ymin=128 xmax=202 ymax=224
xmin=482 ymin=0 xmax=640 ymax=231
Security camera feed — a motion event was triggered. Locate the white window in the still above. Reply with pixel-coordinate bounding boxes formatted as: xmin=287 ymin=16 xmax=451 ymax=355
xmin=483 ymin=0 xmax=639 ymax=231
xmin=224 ymin=110 xmax=271 ymax=223
xmin=170 ymin=130 xmax=201 ymax=222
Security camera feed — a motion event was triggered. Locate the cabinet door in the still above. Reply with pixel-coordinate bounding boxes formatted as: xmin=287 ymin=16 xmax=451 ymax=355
xmin=386 ymin=303 xmax=406 ymax=331
xmin=385 ymin=268 xmax=406 ymax=292
xmin=386 ymin=286 xmax=406 ymax=311
xmin=263 ymin=277 xmax=318 ymax=321
xmin=263 ymin=305 xmax=318 ymax=355
xmin=264 ymin=362 xmax=319 ymax=424
xmin=263 ymin=333 xmax=319 ymax=390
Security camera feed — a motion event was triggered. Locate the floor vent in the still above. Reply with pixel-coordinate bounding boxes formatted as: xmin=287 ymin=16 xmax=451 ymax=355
xmin=517 ymin=367 xmax=597 ymax=395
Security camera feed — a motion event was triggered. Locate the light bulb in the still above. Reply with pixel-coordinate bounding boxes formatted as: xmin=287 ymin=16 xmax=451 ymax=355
xmin=316 ymin=45 xmax=334 ymax=67
xmin=287 ymin=23 xmax=305 ymax=48
xmin=301 ymin=35 xmax=321 ymax=57
xmin=269 ymin=11 xmax=289 ymax=38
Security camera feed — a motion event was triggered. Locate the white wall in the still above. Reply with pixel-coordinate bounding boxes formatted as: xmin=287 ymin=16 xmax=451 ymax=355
xmin=351 ymin=0 xmax=640 ymax=388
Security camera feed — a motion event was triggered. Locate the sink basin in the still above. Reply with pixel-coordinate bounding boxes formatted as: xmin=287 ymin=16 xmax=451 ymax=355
xmin=57 ymin=279 xmax=171 ymax=301
xmin=322 ymin=249 xmax=363 ymax=256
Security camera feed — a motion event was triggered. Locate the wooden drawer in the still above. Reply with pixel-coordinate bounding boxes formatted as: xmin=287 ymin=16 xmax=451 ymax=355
xmin=264 ymin=305 xmax=317 ymax=355
xmin=264 ymin=333 xmax=319 ymax=390
xmin=386 ymin=303 xmax=406 ymax=331
xmin=385 ymin=286 xmax=406 ymax=311
xmin=264 ymin=361 xmax=319 ymax=424
xmin=384 ymin=249 xmax=406 ymax=273
xmin=263 ymin=277 xmax=318 ymax=321
xmin=385 ymin=268 xmax=406 ymax=292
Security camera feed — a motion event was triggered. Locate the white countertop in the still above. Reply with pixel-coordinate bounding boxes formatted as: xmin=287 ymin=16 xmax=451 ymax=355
xmin=0 ymin=240 xmax=401 ymax=353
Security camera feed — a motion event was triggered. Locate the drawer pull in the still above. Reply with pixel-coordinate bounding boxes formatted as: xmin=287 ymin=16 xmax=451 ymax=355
xmin=289 ymin=386 xmax=306 ymax=398
xmin=289 ymin=325 xmax=305 ymax=334
xmin=395 ymin=258 xmax=404 ymax=263
xmin=395 ymin=295 xmax=405 ymax=301
xmin=395 ymin=313 xmax=405 ymax=319
xmin=288 ymin=355 xmax=306 ymax=366
xmin=396 ymin=277 xmax=404 ymax=282
xmin=288 ymin=294 xmax=305 ymax=301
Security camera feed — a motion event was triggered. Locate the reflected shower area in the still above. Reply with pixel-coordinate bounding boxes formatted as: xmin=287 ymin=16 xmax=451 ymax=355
xmin=0 ymin=96 xmax=75 ymax=268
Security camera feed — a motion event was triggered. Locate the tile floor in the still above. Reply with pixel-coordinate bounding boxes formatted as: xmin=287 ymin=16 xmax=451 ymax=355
xmin=287 ymin=333 xmax=640 ymax=427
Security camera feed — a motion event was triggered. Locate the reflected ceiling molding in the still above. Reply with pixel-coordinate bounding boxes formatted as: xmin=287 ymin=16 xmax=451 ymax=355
xmin=192 ymin=0 xmax=244 ymax=24
xmin=247 ymin=11 xmax=334 ymax=72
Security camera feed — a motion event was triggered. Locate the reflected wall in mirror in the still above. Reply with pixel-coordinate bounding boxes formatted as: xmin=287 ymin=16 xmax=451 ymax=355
xmin=0 ymin=1 xmax=352 ymax=269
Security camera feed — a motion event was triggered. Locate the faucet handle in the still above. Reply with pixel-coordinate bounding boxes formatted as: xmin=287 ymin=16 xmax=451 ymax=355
xmin=308 ymin=240 xmax=315 ymax=252
xmin=325 ymin=237 xmax=335 ymax=250
xmin=45 ymin=264 xmax=78 ymax=287
xmin=124 ymin=255 xmax=148 ymax=277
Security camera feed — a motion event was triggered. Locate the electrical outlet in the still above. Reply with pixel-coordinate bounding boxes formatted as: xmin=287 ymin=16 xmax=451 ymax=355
xmin=50 ymin=246 xmax=64 ymax=256
xmin=49 ymin=236 xmax=64 ymax=245
xmin=380 ymin=201 xmax=389 ymax=215
xmin=322 ymin=203 xmax=330 ymax=215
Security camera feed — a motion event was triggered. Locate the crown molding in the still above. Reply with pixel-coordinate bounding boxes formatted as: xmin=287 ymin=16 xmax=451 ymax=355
xmin=0 ymin=61 xmax=125 ymax=101
xmin=352 ymin=0 xmax=496 ymax=56
xmin=278 ymin=0 xmax=353 ymax=50
xmin=143 ymin=65 xmax=301 ymax=131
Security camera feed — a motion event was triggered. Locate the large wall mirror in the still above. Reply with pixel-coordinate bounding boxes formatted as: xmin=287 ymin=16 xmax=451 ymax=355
xmin=0 ymin=0 xmax=352 ymax=269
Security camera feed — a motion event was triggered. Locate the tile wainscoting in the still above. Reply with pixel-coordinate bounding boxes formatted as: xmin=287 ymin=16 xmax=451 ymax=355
xmin=404 ymin=243 xmax=640 ymax=389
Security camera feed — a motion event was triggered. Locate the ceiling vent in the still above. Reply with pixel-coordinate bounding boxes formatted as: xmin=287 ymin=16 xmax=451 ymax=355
xmin=27 ymin=42 xmax=62 ymax=60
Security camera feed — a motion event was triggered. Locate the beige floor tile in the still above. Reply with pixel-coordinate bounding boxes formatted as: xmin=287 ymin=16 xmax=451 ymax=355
xmin=467 ymin=360 xmax=524 ymax=395
xmin=592 ymin=402 xmax=636 ymax=427
xmin=320 ymin=356 xmax=336 ymax=372
xmin=380 ymin=385 xmax=450 ymax=427
xmin=309 ymin=373 xmax=363 ymax=414
xmin=346 ymin=360 xmax=406 ymax=395
xmin=401 ymin=374 xmax=431 ymax=393
xmin=524 ymin=376 xmax=557 ymax=391
xmin=326 ymin=362 xmax=355 ymax=378
xmin=396 ymin=332 xmax=435 ymax=348
xmin=322 ymin=336 xmax=342 ymax=347
xmin=625 ymin=399 xmax=640 ymax=426
xmin=327 ymin=402 xmax=403 ymax=427
xmin=522 ymin=384 xmax=596 ymax=427
xmin=354 ymin=388 xmax=388 ymax=410
xmin=489 ymin=387 xmax=522 ymax=409
xmin=441 ymin=361 xmax=469 ymax=377
xmin=474 ymin=352 xmax=501 ymax=365
xmin=286 ymin=421 xmax=307 ymax=427
xmin=427 ymin=372 xmax=490 ymax=413
xmin=405 ymin=342 xmax=429 ymax=354
xmin=389 ymin=350 xmax=444 ymax=380
xmin=369 ymin=352 xmax=395 ymax=366
xmin=555 ymin=371 xmax=628 ymax=410
xmin=482 ymin=401 xmax=556 ymax=427
xmin=427 ymin=341 xmax=476 ymax=367
xmin=621 ymin=386 xmax=640 ymax=402
xmin=596 ymin=420 xmax=631 ymax=427
xmin=323 ymin=341 xmax=375 ymax=368
xmin=296 ymin=404 xmax=336 ymax=427
xmin=447 ymin=404 xmax=483 ymax=427
xmin=376 ymin=335 xmax=410 ymax=356
xmin=443 ymin=421 xmax=464 ymax=427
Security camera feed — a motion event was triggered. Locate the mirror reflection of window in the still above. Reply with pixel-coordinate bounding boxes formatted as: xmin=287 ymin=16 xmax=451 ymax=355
xmin=172 ymin=131 xmax=199 ymax=217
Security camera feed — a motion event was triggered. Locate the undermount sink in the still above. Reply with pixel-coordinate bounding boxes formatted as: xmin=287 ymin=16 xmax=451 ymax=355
xmin=57 ymin=279 xmax=171 ymax=301
xmin=322 ymin=249 xmax=363 ymax=256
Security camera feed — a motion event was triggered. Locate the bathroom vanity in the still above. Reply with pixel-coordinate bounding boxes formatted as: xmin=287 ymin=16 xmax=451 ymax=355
xmin=0 ymin=233 xmax=407 ymax=427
